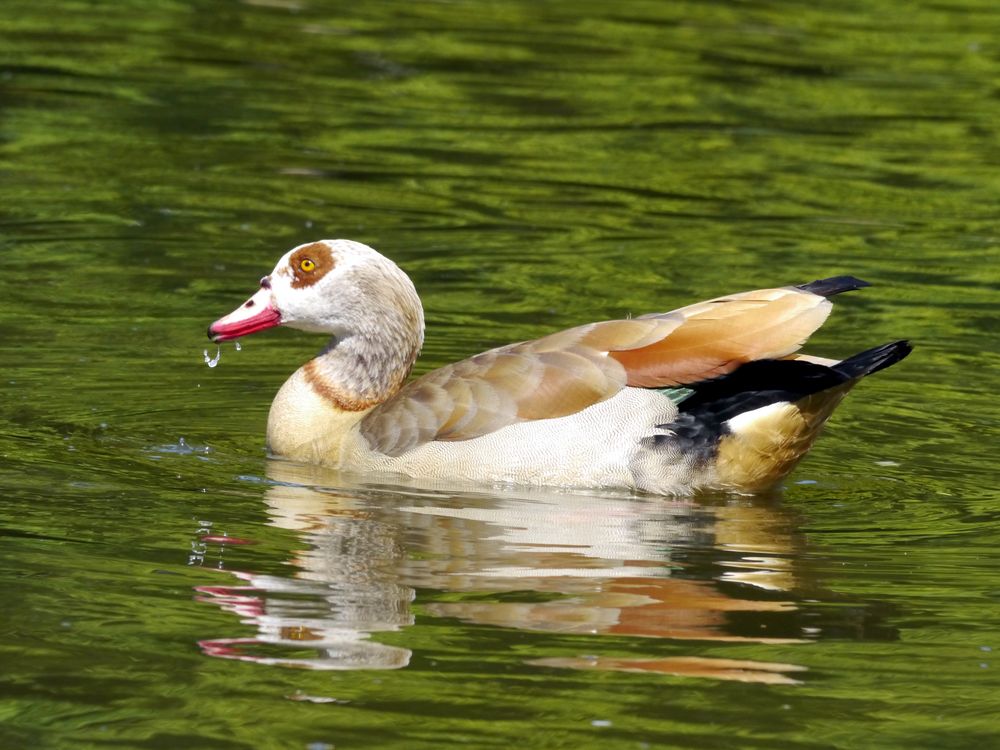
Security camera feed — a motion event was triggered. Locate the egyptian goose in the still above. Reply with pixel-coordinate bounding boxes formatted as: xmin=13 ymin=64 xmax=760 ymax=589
xmin=208 ymin=239 xmax=910 ymax=495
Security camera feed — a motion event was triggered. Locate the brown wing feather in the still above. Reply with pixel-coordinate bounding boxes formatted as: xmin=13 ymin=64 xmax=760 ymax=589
xmin=360 ymin=286 xmax=833 ymax=456
xmin=612 ymin=288 xmax=832 ymax=386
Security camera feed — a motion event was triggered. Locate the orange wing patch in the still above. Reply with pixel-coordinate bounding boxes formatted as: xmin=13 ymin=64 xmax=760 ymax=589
xmin=612 ymin=289 xmax=831 ymax=386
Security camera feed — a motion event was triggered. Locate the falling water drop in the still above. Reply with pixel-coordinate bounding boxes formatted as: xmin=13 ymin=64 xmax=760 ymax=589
xmin=203 ymin=346 xmax=222 ymax=368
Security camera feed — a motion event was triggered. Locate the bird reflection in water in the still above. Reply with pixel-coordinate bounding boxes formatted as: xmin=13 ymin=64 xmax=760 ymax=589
xmin=193 ymin=460 xmax=892 ymax=683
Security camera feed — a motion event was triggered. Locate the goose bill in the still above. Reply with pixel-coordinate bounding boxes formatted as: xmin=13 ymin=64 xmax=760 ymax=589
xmin=208 ymin=287 xmax=281 ymax=342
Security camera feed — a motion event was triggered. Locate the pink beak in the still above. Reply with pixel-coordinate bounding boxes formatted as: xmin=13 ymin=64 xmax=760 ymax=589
xmin=207 ymin=280 xmax=282 ymax=343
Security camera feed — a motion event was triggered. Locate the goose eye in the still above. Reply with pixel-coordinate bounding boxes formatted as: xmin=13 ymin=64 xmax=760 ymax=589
xmin=299 ymin=258 xmax=316 ymax=272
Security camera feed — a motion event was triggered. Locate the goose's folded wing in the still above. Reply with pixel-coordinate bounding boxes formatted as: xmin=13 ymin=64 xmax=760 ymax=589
xmin=359 ymin=285 xmax=833 ymax=456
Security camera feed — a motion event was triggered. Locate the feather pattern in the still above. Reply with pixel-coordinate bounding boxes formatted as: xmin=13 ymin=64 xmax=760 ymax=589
xmin=359 ymin=286 xmax=832 ymax=456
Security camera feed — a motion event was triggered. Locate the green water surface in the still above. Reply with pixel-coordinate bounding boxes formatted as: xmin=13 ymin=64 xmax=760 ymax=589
xmin=1 ymin=1 xmax=999 ymax=748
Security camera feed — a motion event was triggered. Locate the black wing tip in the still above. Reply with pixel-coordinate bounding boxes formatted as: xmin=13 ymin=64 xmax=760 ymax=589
xmin=833 ymin=340 xmax=913 ymax=379
xmin=677 ymin=340 xmax=913 ymax=416
xmin=797 ymin=275 xmax=872 ymax=297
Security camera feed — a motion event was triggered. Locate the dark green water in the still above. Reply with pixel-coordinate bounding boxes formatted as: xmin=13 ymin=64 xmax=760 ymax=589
xmin=2 ymin=1 xmax=998 ymax=748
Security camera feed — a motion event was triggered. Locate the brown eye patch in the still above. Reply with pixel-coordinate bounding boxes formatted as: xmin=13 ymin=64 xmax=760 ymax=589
xmin=289 ymin=243 xmax=335 ymax=289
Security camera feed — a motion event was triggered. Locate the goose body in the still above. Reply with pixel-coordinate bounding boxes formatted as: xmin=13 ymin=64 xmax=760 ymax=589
xmin=208 ymin=240 xmax=910 ymax=495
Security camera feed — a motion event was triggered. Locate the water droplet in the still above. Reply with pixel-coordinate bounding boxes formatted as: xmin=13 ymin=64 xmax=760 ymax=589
xmin=234 ymin=341 xmax=242 ymax=351
xmin=203 ymin=346 xmax=221 ymax=368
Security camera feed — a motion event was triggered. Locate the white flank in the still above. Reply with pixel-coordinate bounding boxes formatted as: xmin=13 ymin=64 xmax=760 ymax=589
xmin=725 ymin=402 xmax=791 ymax=434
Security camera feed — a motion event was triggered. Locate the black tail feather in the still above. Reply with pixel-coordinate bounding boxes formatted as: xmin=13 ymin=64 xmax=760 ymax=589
xmin=797 ymin=275 xmax=871 ymax=297
xmin=651 ymin=341 xmax=912 ymax=460
xmin=832 ymin=340 xmax=912 ymax=380
xmin=677 ymin=359 xmax=842 ymax=422
xmin=675 ymin=340 xmax=912 ymax=424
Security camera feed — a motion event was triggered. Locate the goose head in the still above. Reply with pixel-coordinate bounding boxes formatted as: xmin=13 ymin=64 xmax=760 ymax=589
xmin=208 ymin=239 xmax=424 ymax=350
xmin=208 ymin=239 xmax=426 ymax=407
